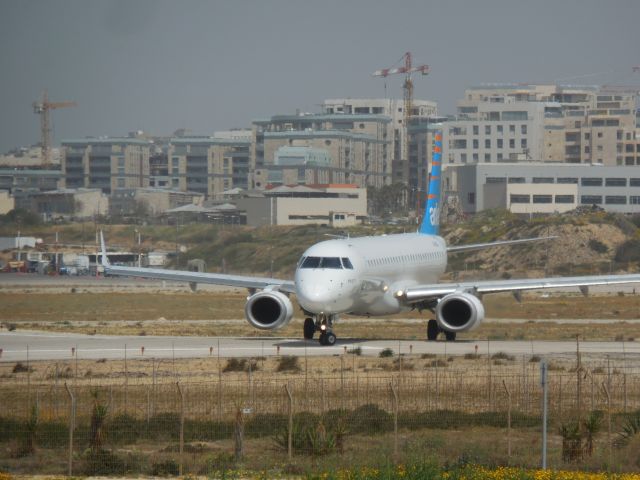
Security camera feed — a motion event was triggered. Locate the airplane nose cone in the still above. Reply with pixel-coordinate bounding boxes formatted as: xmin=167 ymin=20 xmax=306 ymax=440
xmin=298 ymin=283 xmax=334 ymax=312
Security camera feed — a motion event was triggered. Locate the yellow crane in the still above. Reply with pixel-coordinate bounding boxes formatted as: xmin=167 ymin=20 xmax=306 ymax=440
xmin=33 ymin=90 xmax=76 ymax=167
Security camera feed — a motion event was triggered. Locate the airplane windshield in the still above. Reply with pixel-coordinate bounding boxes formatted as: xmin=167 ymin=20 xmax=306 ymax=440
xmin=301 ymin=256 xmax=344 ymax=269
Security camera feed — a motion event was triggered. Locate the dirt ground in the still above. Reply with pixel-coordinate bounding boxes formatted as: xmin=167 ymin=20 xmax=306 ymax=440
xmin=0 ymin=288 xmax=639 ymax=342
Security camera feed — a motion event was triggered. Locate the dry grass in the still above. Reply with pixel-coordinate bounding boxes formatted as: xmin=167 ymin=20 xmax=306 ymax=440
xmin=1 ymin=290 xmax=640 ymax=341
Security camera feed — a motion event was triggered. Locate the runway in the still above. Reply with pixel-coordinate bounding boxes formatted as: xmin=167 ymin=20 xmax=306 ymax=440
xmin=1 ymin=330 xmax=639 ymax=362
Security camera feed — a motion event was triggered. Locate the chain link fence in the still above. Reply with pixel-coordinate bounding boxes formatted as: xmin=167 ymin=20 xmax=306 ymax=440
xmin=1 ymin=351 xmax=640 ymax=475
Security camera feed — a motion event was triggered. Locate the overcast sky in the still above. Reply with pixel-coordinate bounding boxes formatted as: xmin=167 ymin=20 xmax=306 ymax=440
xmin=1 ymin=0 xmax=639 ymax=154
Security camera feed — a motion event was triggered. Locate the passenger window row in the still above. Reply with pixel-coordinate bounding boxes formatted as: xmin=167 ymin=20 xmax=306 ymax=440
xmin=366 ymin=251 xmax=443 ymax=267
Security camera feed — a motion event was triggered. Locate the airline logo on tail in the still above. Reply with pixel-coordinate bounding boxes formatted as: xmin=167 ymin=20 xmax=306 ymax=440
xmin=429 ymin=202 xmax=440 ymax=227
xmin=420 ymin=131 xmax=442 ymax=235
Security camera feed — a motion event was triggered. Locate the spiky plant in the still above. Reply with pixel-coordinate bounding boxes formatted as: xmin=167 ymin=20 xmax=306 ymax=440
xmin=89 ymin=390 xmax=108 ymax=453
xmin=615 ymin=411 xmax=640 ymax=448
xmin=582 ymin=410 xmax=603 ymax=456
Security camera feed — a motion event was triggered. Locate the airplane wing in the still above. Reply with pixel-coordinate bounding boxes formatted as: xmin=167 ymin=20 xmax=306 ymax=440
xmin=447 ymin=236 xmax=556 ymax=253
xmin=396 ymin=273 xmax=640 ymax=303
xmin=99 ymin=232 xmax=296 ymax=294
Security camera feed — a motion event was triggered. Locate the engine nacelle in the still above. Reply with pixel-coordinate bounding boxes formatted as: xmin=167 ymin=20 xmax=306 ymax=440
xmin=435 ymin=292 xmax=485 ymax=332
xmin=244 ymin=290 xmax=294 ymax=330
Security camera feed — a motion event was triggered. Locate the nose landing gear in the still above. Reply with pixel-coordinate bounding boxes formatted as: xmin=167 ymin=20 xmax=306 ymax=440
xmin=319 ymin=330 xmax=337 ymax=346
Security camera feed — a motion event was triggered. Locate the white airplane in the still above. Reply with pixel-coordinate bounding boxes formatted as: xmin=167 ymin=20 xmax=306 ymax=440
xmin=100 ymin=132 xmax=640 ymax=346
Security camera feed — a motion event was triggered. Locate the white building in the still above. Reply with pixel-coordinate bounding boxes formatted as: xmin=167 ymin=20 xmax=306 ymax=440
xmin=444 ymin=163 xmax=640 ymax=214
xmin=234 ymin=184 xmax=367 ymax=227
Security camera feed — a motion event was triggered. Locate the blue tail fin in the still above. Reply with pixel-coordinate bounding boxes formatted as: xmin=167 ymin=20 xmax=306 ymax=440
xmin=419 ymin=130 xmax=442 ymax=235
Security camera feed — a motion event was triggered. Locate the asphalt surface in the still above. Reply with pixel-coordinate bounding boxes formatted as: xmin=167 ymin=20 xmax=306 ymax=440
xmin=1 ymin=273 xmax=639 ymax=362
xmin=1 ymin=330 xmax=639 ymax=362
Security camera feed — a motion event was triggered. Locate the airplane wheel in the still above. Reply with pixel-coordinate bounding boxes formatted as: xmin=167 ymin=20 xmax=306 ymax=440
xmin=303 ymin=317 xmax=315 ymax=340
xmin=444 ymin=331 xmax=457 ymax=341
xmin=319 ymin=332 xmax=327 ymax=345
xmin=427 ymin=319 xmax=439 ymax=341
xmin=324 ymin=332 xmax=337 ymax=346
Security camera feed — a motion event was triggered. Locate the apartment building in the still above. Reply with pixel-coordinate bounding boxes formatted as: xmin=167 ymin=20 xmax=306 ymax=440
xmin=322 ymin=98 xmax=438 ymax=186
xmin=61 ymin=138 xmax=151 ymax=194
xmin=0 ymin=168 xmax=61 ymax=194
xmin=167 ymin=137 xmax=250 ymax=197
xmin=445 ymin=84 xmax=640 ymax=166
xmin=251 ymin=113 xmax=392 ymax=189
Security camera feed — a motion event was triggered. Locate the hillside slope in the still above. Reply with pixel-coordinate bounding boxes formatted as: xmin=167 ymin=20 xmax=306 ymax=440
xmin=1 ymin=209 xmax=639 ymax=277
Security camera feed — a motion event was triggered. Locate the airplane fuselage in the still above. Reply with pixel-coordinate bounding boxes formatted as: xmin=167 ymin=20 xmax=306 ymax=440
xmin=294 ymin=232 xmax=447 ymax=317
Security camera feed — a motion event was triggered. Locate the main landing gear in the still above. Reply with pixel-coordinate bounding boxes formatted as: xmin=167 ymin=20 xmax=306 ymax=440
xmin=426 ymin=319 xmax=456 ymax=342
xmin=303 ymin=316 xmax=337 ymax=346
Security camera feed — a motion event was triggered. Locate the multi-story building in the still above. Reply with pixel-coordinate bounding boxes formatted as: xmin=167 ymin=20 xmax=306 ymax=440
xmin=0 ymin=168 xmax=61 ymax=194
xmin=322 ymin=98 xmax=438 ymax=186
xmin=267 ymin=146 xmax=332 ymax=185
xmin=445 ymin=84 xmax=640 ymax=166
xmin=61 ymin=138 xmax=151 ymax=194
xmin=251 ymin=113 xmax=392 ymax=189
xmin=167 ymin=137 xmax=250 ymax=197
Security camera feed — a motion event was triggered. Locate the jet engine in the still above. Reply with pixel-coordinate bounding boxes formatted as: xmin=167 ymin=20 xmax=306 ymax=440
xmin=435 ymin=292 xmax=485 ymax=332
xmin=244 ymin=290 xmax=293 ymax=330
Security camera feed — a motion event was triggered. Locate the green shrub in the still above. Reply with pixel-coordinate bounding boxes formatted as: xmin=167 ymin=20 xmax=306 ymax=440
xmin=378 ymin=348 xmax=394 ymax=358
xmin=615 ymin=239 xmax=640 ymax=263
xmin=348 ymin=404 xmax=392 ymax=434
xmin=491 ymin=351 xmax=515 ymax=361
xmin=223 ymin=358 xmax=258 ymax=373
xmin=150 ymin=459 xmax=179 ymax=476
xmin=588 ymin=239 xmax=609 ymax=254
xmin=82 ymin=449 xmax=140 ymax=476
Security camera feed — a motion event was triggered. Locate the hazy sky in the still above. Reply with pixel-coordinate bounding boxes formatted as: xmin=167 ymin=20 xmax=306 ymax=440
xmin=1 ymin=0 xmax=639 ymax=154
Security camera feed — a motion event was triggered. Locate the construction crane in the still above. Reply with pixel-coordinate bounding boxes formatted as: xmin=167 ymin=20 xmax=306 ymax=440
xmin=373 ymin=52 xmax=429 ymax=165
xmin=33 ymin=90 xmax=76 ymax=168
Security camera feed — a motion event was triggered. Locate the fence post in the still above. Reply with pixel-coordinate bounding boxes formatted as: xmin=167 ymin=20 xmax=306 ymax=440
xmin=502 ymin=379 xmax=512 ymax=461
xmin=124 ymin=344 xmax=128 ymax=415
xmin=64 ymin=382 xmax=75 ymax=476
xmin=146 ymin=385 xmax=151 ymax=425
xmin=390 ymin=380 xmax=399 ymax=461
xmin=340 ymin=356 xmax=345 ymax=410
xmin=176 ymin=382 xmax=185 ymax=476
xmin=602 ymin=382 xmax=612 ymax=473
xmin=540 ymin=360 xmax=548 ymax=470
xmin=285 ymin=382 xmax=293 ymax=461
xmin=234 ymin=405 xmax=245 ymax=462
xmin=576 ymin=335 xmax=582 ymax=424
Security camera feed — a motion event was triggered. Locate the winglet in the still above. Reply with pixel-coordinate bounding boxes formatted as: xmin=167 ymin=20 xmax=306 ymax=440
xmin=99 ymin=230 xmax=111 ymax=267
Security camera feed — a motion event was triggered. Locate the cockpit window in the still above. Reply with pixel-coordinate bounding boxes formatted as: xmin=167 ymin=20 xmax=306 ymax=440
xmin=300 ymin=256 xmax=343 ymax=269
xmin=321 ymin=257 xmax=342 ymax=269
xmin=301 ymin=256 xmax=321 ymax=268
xmin=341 ymin=257 xmax=354 ymax=269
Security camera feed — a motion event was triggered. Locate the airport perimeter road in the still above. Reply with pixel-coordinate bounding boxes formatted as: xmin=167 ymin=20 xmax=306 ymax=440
xmin=1 ymin=331 xmax=639 ymax=362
